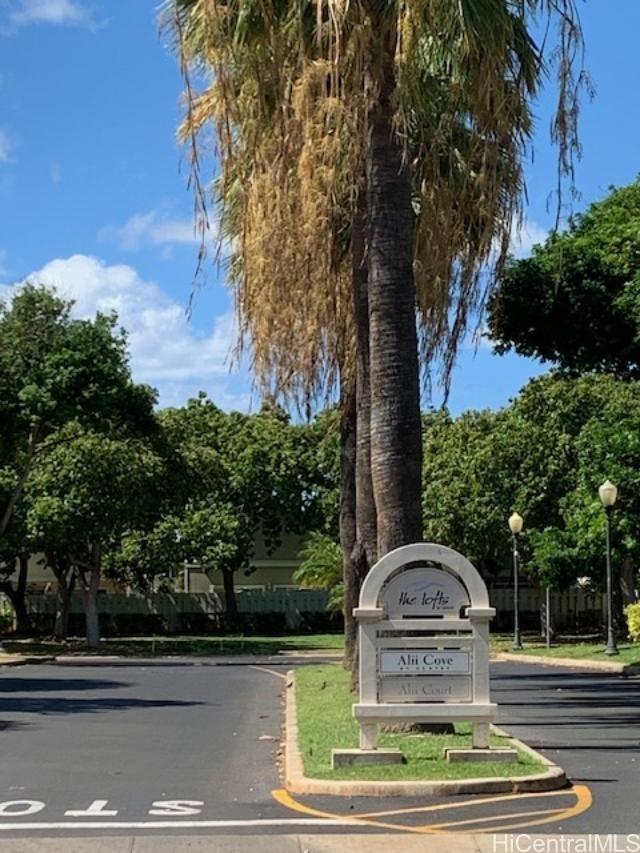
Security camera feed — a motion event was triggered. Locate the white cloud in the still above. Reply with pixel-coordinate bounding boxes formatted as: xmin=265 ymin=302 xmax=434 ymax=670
xmin=510 ymin=219 xmax=548 ymax=258
xmin=3 ymin=254 xmax=248 ymax=409
xmin=4 ymin=0 xmax=99 ymax=29
xmin=100 ymin=210 xmax=205 ymax=253
xmin=0 ymin=129 xmax=12 ymax=163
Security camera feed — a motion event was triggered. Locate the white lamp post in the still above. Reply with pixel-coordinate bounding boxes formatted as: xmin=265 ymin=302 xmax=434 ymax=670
xmin=598 ymin=480 xmax=619 ymax=655
xmin=508 ymin=512 xmax=524 ymax=650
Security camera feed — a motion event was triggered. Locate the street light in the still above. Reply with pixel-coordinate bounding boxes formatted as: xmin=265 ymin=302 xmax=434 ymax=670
xmin=598 ymin=479 xmax=619 ymax=656
xmin=508 ymin=512 xmax=524 ymax=650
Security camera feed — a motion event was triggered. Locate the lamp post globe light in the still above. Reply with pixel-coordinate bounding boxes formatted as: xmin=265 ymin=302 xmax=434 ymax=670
xmin=508 ymin=512 xmax=524 ymax=650
xmin=598 ymin=480 xmax=619 ymax=656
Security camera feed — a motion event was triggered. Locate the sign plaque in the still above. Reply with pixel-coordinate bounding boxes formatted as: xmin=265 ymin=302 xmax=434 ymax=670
xmin=381 ymin=566 xmax=469 ymax=618
xmin=379 ymin=676 xmax=472 ymax=703
xmin=379 ymin=649 xmax=471 ymax=675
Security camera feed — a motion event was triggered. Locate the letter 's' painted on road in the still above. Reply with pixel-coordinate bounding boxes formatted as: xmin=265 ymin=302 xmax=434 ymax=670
xmin=149 ymin=800 xmax=204 ymax=815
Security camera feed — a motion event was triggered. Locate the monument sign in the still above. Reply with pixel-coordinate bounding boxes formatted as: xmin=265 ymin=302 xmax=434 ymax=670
xmin=350 ymin=543 xmax=496 ymax=756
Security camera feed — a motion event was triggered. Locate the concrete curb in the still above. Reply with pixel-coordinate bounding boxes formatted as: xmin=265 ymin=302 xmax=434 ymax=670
xmin=495 ymin=651 xmax=640 ymax=675
xmin=0 ymin=654 xmax=56 ymax=667
xmin=284 ymin=670 xmax=567 ymax=797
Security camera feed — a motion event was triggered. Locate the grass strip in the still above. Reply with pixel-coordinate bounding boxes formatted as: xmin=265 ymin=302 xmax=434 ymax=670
xmin=2 ymin=633 xmax=343 ymax=657
xmin=491 ymin=635 xmax=640 ymax=666
xmin=295 ymin=664 xmax=546 ymax=781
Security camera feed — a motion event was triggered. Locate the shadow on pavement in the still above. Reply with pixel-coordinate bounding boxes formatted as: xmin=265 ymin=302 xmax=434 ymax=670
xmin=0 ymin=677 xmax=131 ymax=692
xmin=0 ymin=695 xmax=206 ymax=715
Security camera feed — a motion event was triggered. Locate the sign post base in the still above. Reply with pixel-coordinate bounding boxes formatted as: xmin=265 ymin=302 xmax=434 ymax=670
xmin=444 ymin=747 xmax=518 ymax=763
xmin=331 ymin=748 xmax=405 ymax=769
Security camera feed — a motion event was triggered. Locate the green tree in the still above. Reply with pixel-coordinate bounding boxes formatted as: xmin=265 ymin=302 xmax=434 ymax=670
xmin=488 ymin=180 xmax=640 ymax=376
xmin=158 ymin=397 xmax=324 ymax=628
xmin=0 ymin=285 xmax=155 ymax=540
xmin=421 ymin=375 xmax=640 ymax=609
xmin=422 ymin=409 xmax=513 ymax=586
xmin=0 ymin=285 xmax=157 ymax=634
xmin=26 ymin=426 xmax=163 ymax=648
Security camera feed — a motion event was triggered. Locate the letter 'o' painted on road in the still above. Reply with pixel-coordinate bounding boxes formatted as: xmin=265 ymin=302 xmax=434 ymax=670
xmin=0 ymin=800 xmax=46 ymax=816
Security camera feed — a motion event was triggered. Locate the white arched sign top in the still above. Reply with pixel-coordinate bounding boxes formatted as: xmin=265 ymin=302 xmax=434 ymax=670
xmin=359 ymin=542 xmax=490 ymax=612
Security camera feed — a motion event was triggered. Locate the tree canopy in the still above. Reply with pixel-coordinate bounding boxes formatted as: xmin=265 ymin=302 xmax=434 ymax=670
xmin=488 ymin=179 xmax=640 ymax=376
xmin=0 ymin=285 xmax=156 ymax=540
xmin=422 ymin=374 xmax=640 ymax=598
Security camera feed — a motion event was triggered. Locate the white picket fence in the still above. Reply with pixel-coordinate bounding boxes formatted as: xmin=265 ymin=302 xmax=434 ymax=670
xmin=21 ymin=586 xmax=607 ymax=633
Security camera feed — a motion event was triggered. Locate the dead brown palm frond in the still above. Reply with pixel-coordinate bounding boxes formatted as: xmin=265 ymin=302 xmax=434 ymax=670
xmin=163 ymin=0 xmax=586 ymax=408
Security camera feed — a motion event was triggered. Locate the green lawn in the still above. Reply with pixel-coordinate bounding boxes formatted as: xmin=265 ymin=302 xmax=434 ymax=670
xmin=295 ymin=664 xmax=546 ymax=781
xmin=490 ymin=634 xmax=640 ymax=666
xmin=1 ymin=633 xmax=344 ymax=658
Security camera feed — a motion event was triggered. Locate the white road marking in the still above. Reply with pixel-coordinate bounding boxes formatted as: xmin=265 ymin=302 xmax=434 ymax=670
xmin=249 ymin=665 xmax=287 ymax=680
xmin=149 ymin=800 xmax=204 ymax=815
xmin=65 ymin=800 xmax=118 ymax=817
xmin=0 ymin=818 xmax=352 ymax=830
xmin=0 ymin=802 xmax=45 ymax=817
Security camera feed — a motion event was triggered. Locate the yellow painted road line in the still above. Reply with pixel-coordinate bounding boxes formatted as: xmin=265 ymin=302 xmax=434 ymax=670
xmin=272 ymin=789 xmax=430 ymax=835
xmin=272 ymin=784 xmax=593 ymax=836
xmin=273 ymin=789 xmax=357 ymax=822
xmin=357 ymin=787 xmax=577 ymax=820
xmin=426 ymin=806 xmax=568 ymax=831
xmin=468 ymin=784 xmax=593 ymax=834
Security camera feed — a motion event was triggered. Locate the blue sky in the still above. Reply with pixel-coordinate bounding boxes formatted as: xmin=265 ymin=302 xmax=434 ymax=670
xmin=1 ymin=0 xmax=638 ymax=415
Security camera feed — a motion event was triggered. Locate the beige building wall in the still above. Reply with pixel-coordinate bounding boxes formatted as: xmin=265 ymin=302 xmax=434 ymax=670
xmin=14 ymin=531 xmax=308 ymax=594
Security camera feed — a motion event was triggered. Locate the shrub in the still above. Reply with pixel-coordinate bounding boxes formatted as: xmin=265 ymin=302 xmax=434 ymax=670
xmin=625 ymin=602 xmax=640 ymax=643
xmin=0 ymin=605 xmax=13 ymax=635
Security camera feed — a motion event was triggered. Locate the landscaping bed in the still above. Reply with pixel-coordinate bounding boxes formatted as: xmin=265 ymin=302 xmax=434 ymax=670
xmin=295 ymin=664 xmax=547 ymax=782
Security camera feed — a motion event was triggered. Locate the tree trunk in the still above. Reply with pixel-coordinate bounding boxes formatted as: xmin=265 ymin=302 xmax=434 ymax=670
xmin=340 ymin=377 xmax=358 ymax=670
xmin=54 ymin=584 xmax=73 ymax=640
xmin=13 ymin=555 xmax=31 ymax=635
xmin=354 ymin=187 xmax=378 ymax=575
xmin=539 ymin=591 xmax=555 ymax=642
xmin=0 ymin=424 xmax=40 ymax=538
xmin=84 ymin=545 xmax=101 ymax=650
xmin=366 ymin=46 xmax=423 ymax=557
xmin=50 ymin=555 xmax=75 ymax=641
xmin=619 ymin=557 xmax=637 ymax=607
xmin=221 ymin=567 xmax=240 ymax=632
xmin=0 ymin=555 xmax=32 ymax=635
xmin=348 ymin=188 xmax=378 ymax=687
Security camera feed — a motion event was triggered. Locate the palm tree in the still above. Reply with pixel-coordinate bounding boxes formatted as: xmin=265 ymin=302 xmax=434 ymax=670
xmin=165 ymin=0 xmax=586 ymax=657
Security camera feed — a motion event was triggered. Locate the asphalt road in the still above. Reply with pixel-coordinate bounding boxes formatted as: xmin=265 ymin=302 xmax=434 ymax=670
xmin=493 ymin=659 xmax=640 ymax=833
xmin=0 ymin=657 xmax=637 ymax=839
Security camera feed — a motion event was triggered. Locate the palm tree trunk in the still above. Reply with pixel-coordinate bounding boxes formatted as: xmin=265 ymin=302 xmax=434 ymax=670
xmin=340 ymin=377 xmax=358 ymax=669
xmin=348 ymin=189 xmax=378 ymax=686
xmin=366 ymin=47 xmax=423 ymax=556
xmin=354 ymin=187 xmax=378 ymax=574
